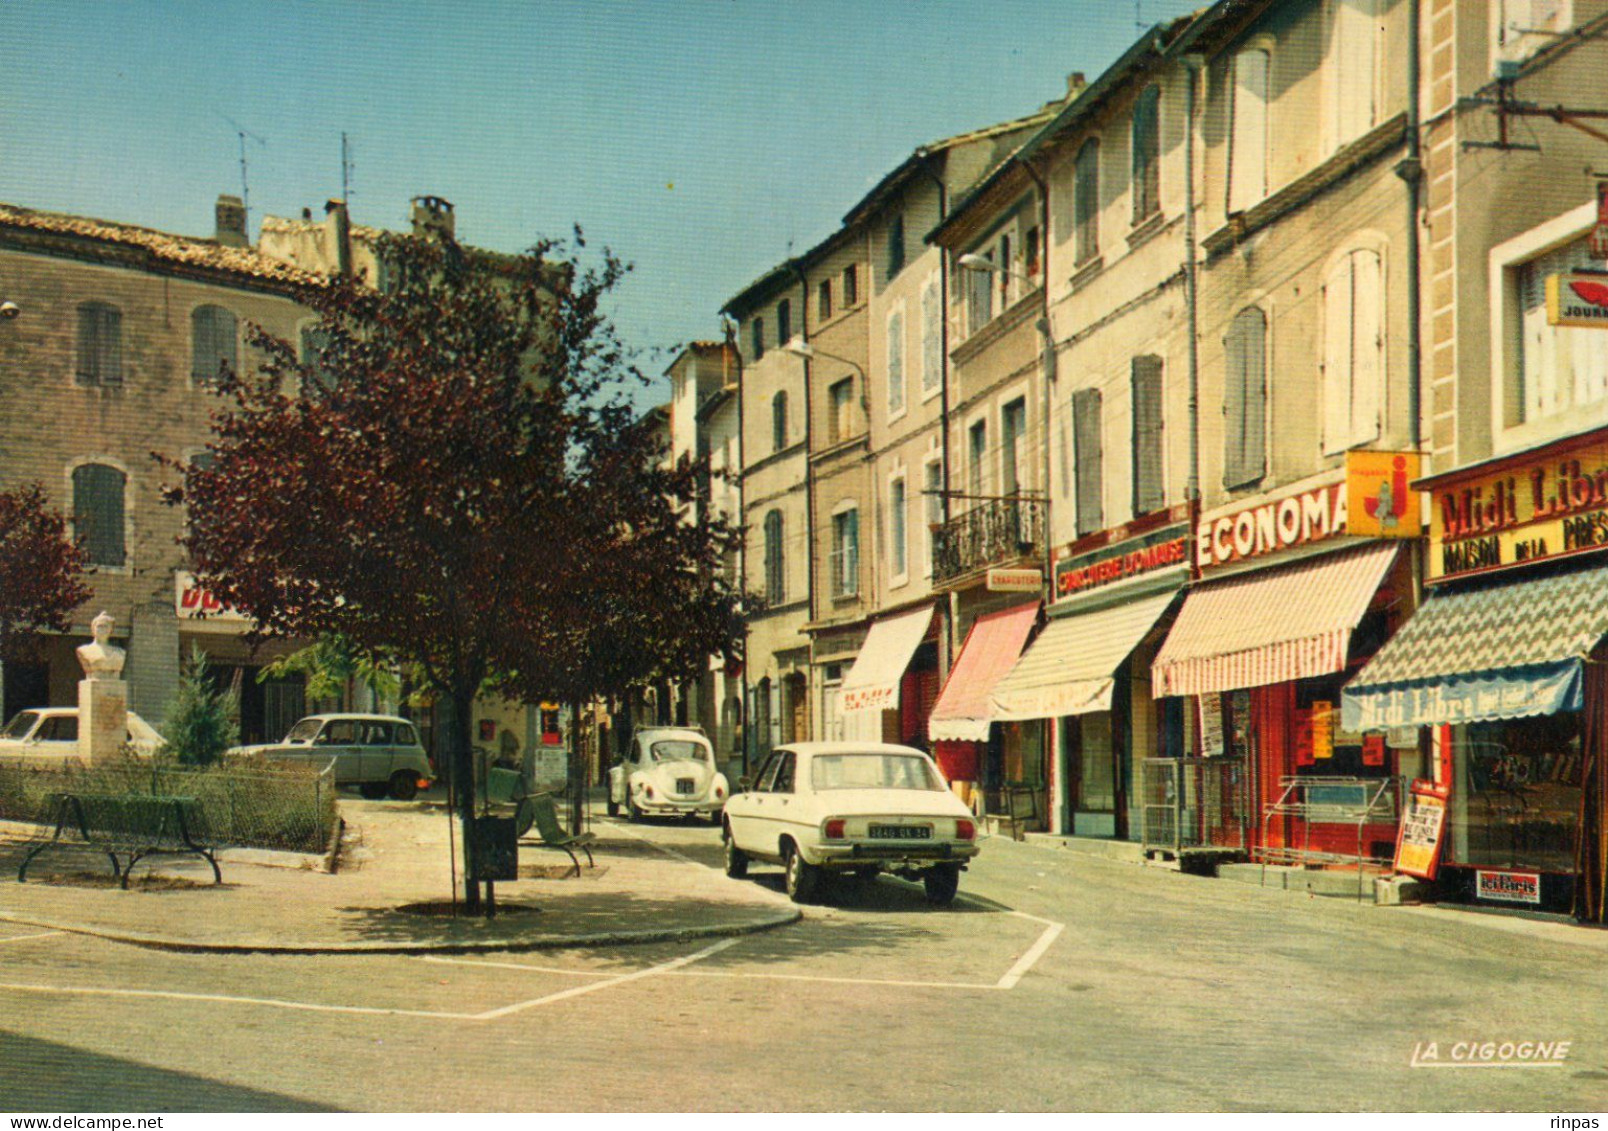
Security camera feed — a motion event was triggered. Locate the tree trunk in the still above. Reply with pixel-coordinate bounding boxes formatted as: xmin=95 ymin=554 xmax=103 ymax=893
xmin=569 ymin=698 xmax=585 ymax=834
xmin=449 ymin=688 xmax=481 ymax=911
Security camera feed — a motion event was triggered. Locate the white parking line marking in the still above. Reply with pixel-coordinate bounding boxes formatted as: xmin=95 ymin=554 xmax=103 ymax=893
xmin=0 ymin=938 xmax=741 ymax=1022
xmin=0 ymin=930 xmax=63 ymax=945
xmin=668 ymin=969 xmax=996 ymax=991
xmin=473 ymin=937 xmax=740 ymax=1020
xmin=996 ymin=917 xmax=1064 ymax=991
xmin=420 ymin=956 xmax=617 ymax=979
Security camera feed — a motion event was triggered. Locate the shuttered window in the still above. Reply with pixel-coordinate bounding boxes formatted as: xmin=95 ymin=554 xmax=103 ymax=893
xmin=924 ymin=460 xmax=942 ymax=577
xmin=764 ymin=510 xmax=785 ymax=605
xmin=966 ymin=252 xmax=994 ymax=334
xmin=191 ymin=305 xmax=238 ymax=385
xmin=752 ymin=317 xmax=765 ymax=361
xmin=1328 ymin=0 xmax=1381 ymax=150
xmin=777 ymin=299 xmax=791 ymax=349
xmin=1131 ymin=85 xmax=1161 ymax=223
xmin=1224 ymin=307 xmax=1268 ymax=489
xmin=76 ymin=302 xmax=122 ymax=386
xmin=1073 ymin=388 xmax=1104 ymax=536
xmin=968 ymin=420 xmax=988 ymax=497
xmin=1517 ymin=235 xmax=1608 ymax=424
xmin=829 ymin=378 xmax=854 ymax=444
xmin=921 ymin=273 xmax=941 ymax=397
xmin=818 ymin=279 xmax=832 ymax=321
xmin=1229 ymin=48 xmax=1269 ymax=213
xmin=1131 ymin=356 xmax=1165 ymax=516
xmin=832 ymin=508 xmax=860 ymax=598
xmin=886 ymin=308 xmax=905 ymax=416
xmin=1322 ymin=249 xmax=1384 ymax=454
xmin=887 ymin=215 xmax=906 ymax=280
xmin=1002 ymin=398 xmax=1027 ymax=497
xmin=1074 ymin=138 xmax=1101 ymax=266
xmin=772 ymin=391 xmax=788 ymax=451
xmin=890 ymin=478 xmax=908 ymax=579
xmin=72 ymin=463 xmax=126 ymax=567
xmin=843 ymin=265 xmax=858 ymax=306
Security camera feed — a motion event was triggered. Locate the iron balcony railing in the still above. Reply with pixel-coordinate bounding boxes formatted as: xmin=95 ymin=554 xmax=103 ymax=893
xmin=931 ymin=498 xmax=1044 ymax=584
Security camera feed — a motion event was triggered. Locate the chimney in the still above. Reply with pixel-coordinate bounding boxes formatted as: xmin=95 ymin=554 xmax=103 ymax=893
xmin=325 ymin=198 xmax=352 ymax=278
xmin=410 ymin=195 xmax=456 ymax=242
xmin=215 ymin=194 xmax=248 ymax=248
xmin=1066 ymin=72 xmax=1087 ymax=101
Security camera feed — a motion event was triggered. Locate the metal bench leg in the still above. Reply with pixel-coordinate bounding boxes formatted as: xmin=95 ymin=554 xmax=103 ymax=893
xmin=580 ymin=843 xmax=594 ymax=869
xmin=199 ymin=849 xmax=222 ymax=885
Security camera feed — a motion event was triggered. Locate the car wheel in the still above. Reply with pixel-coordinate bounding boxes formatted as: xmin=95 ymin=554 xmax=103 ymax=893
xmin=388 ymin=770 xmax=420 ymax=802
xmin=626 ymin=793 xmax=642 ymax=822
xmin=708 ymin=809 xmax=725 ymax=828
xmin=724 ymin=828 xmax=748 ymax=879
xmin=923 ymin=863 xmax=961 ymax=907
xmin=606 ymin=795 xmax=619 ymax=817
xmin=358 ymin=782 xmax=388 ymax=800
xmin=783 ymin=842 xmax=820 ymax=904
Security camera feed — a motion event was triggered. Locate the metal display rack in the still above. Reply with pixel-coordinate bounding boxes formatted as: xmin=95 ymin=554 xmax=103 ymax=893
xmin=1257 ymin=775 xmax=1401 ymax=900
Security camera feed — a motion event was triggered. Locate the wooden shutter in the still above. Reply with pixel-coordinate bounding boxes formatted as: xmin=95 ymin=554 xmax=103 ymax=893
xmin=1075 ymin=139 xmax=1101 ymax=264
xmin=1131 ymin=356 xmax=1165 ymax=515
xmin=887 ymin=310 xmax=905 ymax=415
xmin=1331 ymin=0 xmax=1380 ymax=148
xmin=1225 ymin=308 xmax=1267 ymax=488
xmin=1073 ymin=388 xmax=1104 ymax=536
xmin=1229 ymin=50 xmax=1268 ymax=213
xmin=73 ymin=463 xmax=126 ymax=567
xmin=1132 ymin=86 xmax=1161 ymax=222
xmin=192 ymin=305 xmax=237 ymax=384
xmin=1323 ymin=258 xmax=1355 ymax=454
xmin=772 ymin=391 xmax=787 ymax=451
xmin=77 ymin=303 xmax=122 ymax=386
xmin=1352 ymin=249 xmax=1383 ymax=445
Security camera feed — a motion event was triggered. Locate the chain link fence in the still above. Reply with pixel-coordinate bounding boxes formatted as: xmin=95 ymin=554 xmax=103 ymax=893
xmin=0 ymin=759 xmax=339 ymax=854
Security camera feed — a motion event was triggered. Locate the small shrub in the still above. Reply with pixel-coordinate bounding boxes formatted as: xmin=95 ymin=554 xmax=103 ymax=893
xmin=163 ymin=646 xmax=239 ymax=766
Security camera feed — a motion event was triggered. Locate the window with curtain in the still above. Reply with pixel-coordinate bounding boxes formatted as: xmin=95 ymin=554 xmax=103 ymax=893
xmin=76 ymin=302 xmax=123 ymax=386
xmin=1328 ymin=0 xmax=1381 ymax=151
xmin=72 ymin=462 xmax=126 ymax=567
xmin=1224 ymin=307 xmax=1269 ymax=488
xmin=886 ymin=308 xmax=905 ymax=416
xmin=1132 ymin=356 xmax=1166 ymax=515
xmin=771 ymin=390 xmax=788 ymax=451
xmin=1229 ymin=48 xmax=1270 ymax=213
xmin=1074 ymin=138 xmax=1101 ymax=266
xmin=890 ymin=477 xmax=907 ymax=579
xmin=191 ymin=305 xmax=237 ymax=385
xmin=1073 ymin=388 xmax=1104 ymax=536
xmin=1322 ymin=248 xmax=1384 ymax=453
xmin=764 ymin=509 xmax=785 ymax=604
xmin=1131 ymin=85 xmax=1161 ymax=223
xmin=921 ymin=274 xmax=941 ymax=397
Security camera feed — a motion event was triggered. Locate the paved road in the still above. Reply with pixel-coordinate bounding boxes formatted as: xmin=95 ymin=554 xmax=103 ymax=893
xmin=1 ymin=814 xmax=1605 ymax=1112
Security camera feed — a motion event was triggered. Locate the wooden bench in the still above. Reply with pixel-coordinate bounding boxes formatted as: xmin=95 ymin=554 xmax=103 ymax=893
xmin=18 ymin=792 xmax=222 ymax=889
xmin=521 ymin=792 xmax=595 ymax=877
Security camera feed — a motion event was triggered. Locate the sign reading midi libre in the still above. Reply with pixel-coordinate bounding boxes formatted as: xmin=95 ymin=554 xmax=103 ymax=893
xmin=1427 ymin=431 xmax=1608 ymax=581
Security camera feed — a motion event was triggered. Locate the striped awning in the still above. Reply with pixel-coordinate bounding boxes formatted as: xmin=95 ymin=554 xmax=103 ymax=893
xmin=991 ymin=591 xmax=1178 ymax=721
xmin=1151 ymin=542 xmax=1399 ymax=699
xmin=1342 ymin=565 xmax=1608 ymax=731
xmin=841 ymin=604 xmax=934 ymax=714
xmin=928 ymin=602 xmax=1040 ymax=742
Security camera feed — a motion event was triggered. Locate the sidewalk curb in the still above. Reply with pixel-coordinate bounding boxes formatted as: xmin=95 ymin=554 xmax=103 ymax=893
xmin=0 ymin=904 xmax=802 ymax=955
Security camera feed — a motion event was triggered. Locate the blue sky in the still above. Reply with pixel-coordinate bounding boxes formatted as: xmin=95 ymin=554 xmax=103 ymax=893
xmin=0 ymin=1 xmax=1202 ymax=386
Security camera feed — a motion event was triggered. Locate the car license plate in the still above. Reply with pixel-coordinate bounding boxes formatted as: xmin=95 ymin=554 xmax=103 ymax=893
xmin=676 ymin=778 xmax=696 ymax=795
xmin=868 ymin=824 xmax=931 ymax=840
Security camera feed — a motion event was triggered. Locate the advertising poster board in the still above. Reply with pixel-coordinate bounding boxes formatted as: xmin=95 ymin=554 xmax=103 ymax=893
xmin=1394 ymin=778 xmax=1450 ymax=880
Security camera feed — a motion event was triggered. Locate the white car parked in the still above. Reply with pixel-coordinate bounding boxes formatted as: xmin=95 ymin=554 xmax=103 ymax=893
xmin=0 ymin=706 xmax=166 ymax=766
xmin=721 ymin=741 xmax=980 ymax=906
xmin=607 ymin=726 xmax=728 ymax=823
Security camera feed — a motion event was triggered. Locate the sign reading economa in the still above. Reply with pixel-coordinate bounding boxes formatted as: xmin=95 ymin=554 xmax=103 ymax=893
xmin=1196 ymin=452 xmax=1421 ymax=571
xmin=1426 ymin=430 xmax=1608 ymax=581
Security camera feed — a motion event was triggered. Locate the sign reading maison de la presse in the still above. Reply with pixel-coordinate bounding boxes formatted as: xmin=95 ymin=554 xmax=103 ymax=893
xmin=1428 ymin=432 xmax=1608 ymax=582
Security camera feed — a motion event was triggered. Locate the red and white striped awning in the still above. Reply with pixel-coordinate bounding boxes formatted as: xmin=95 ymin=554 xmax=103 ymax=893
xmin=928 ymin=602 xmax=1040 ymax=742
xmin=1151 ymin=542 xmax=1399 ymax=699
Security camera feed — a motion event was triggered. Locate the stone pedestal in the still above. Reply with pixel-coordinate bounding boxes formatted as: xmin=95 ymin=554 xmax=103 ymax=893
xmin=78 ymin=678 xmax=128 ymax=766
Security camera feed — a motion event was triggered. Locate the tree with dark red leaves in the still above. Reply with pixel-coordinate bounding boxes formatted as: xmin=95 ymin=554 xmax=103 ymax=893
xmin=0 ymin=484 xmax=91 ymax=716
xmin=163 ymin=231 xmax=744 ymax=910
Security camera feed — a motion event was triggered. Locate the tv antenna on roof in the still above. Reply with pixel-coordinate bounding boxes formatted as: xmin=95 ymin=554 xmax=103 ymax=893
xmin=217 ymin=113 xmax=267 ymax=231
xmin=1135 ymin=2 xmax=1145 ymax=30
xmin=341 ymin=132 xmax=355 ymax=202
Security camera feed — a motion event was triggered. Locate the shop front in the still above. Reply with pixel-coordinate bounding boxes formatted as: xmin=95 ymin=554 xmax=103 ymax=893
xmin=837 ymin=604 xmax=937 ymax=744
xmin=1344 ymin=431 xmax=1608 ymax=920
xmin=927 ymin=601 xmax=1039 ymax=810
xmin=1153 ymin=462 xmax=1420 ymax=868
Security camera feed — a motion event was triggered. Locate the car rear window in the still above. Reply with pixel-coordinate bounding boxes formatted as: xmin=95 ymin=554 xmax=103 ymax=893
xmin=811 ymin=753 xmax=944 ymax=792
xmin=650 ymin=740 xmax=710 ymax=763
xmin=2 ymin=711 xmax=40 ymax=740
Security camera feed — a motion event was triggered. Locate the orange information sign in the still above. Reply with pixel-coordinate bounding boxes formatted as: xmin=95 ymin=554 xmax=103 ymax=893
xmin=1394 ymin=778 xmax=1450 ymax=880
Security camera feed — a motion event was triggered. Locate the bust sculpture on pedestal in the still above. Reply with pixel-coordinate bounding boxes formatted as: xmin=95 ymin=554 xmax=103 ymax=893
xmin=76 ymin=611 xmax=126 ymax=680
xmin=76 ymin=611 xmax=128 ymax=766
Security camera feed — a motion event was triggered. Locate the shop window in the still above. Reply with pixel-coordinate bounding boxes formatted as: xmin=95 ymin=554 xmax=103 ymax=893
xmin=1131 ymin=356 xmax=1165 ymax=516
xmin=1131 ymin=84 xmax=1161 ymax=223
xmin=1512 ymin=235 xmax=1608 ymax=428
xmin=191 ymin=304 xmax=238 ymax=386
xmin=1327 ymin=0 xmax=1382 ymax=151
xmin=1322 ymin=248 xmax=1384 ymax=453
xmin=76 ymin=302 xmax=123 ymax=387
xmin=1451 ymin=716 xmax=1581 ymax=873
xmin=1224 ymin=307 xmax=1268 ymax=489
xmin=72 ymin=462 xmax=127 ymax=568
xmin=1228 ymin=47 xmax=1269 ymax=213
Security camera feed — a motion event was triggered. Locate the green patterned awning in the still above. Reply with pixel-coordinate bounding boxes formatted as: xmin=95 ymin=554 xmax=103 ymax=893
xmin=1342 ymin=566 xmax=1608 ymax=731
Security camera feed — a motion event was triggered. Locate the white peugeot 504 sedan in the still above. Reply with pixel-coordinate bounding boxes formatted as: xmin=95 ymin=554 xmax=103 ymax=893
xmin=607 ymin=726 xmax=729 ymax=823
xmin=722 ymin=741 xmax=979 ymax=906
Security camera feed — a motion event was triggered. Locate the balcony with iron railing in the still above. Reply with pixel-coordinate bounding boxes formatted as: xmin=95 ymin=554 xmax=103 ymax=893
xmin=931 ymin=497 xmax=1044 ymax=586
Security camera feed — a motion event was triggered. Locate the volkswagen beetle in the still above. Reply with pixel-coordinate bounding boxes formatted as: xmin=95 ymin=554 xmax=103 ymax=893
xmin=607 ymin=726 xmax=728 ymax=823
